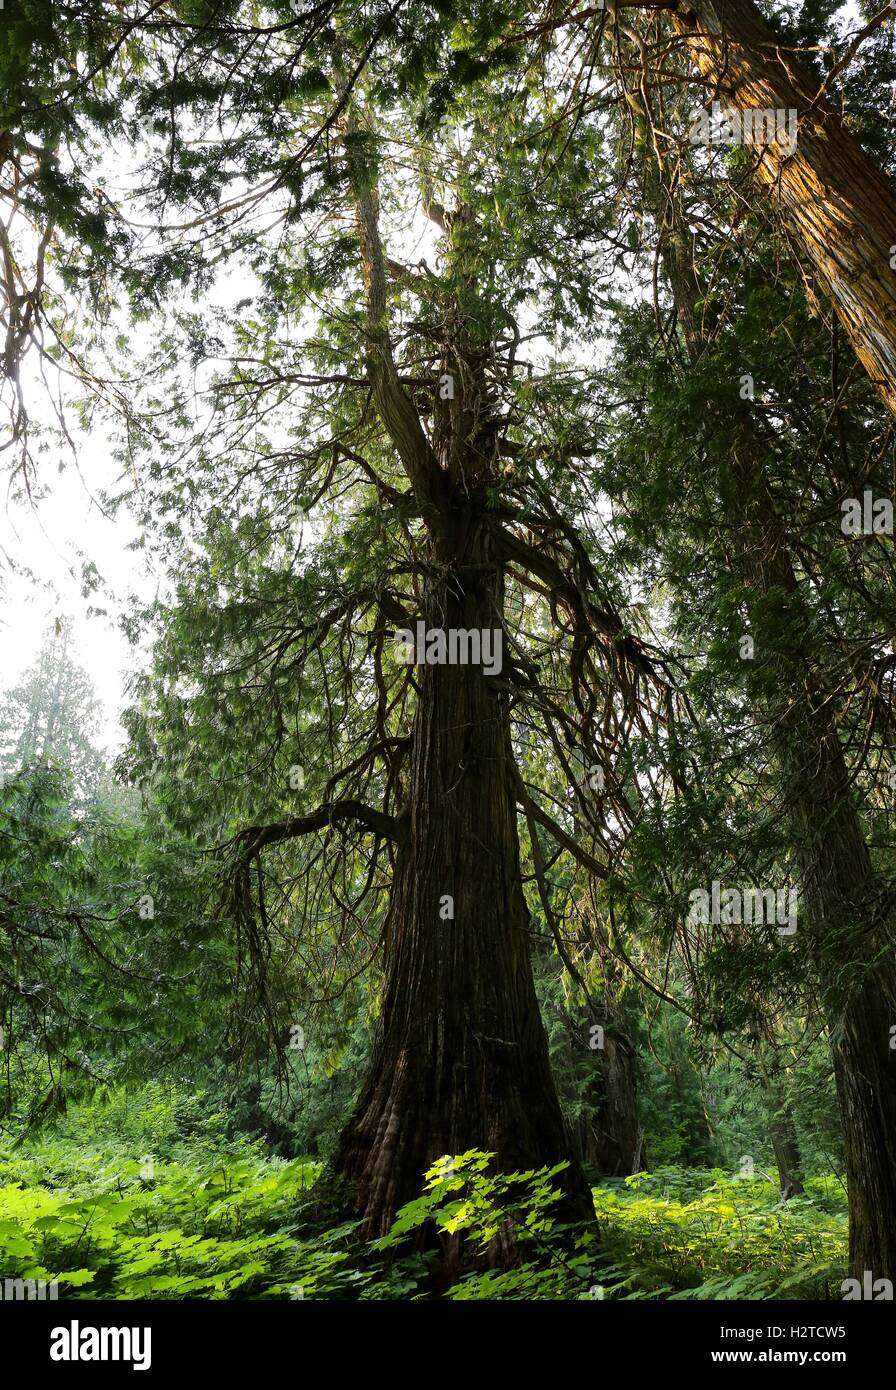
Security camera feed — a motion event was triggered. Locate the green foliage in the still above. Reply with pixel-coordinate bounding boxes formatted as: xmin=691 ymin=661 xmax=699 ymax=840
xmin=2 ymin=0 xmax=890 ymax=1306
xmin=0 ymin=754 xmax=230 ymax=1124
xmin=0 ymin=1122 xmax=346 ymax=1299
xmin=592 ymin=1168 xmax=847 ymax=1301
xmin=0 ymin=1111 xmax=850 ymax=1301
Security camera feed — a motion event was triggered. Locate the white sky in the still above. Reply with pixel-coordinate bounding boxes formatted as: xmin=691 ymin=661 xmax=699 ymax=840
xmin=0 ymin=443 xmax=157 ymax=756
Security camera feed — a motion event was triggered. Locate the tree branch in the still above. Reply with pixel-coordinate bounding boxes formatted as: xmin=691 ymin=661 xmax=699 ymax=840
xmin=516 ymin=774 xmax=609 ymax=880
xmin=345 ymin=107 xmax=448 ymax=540
xmin=230 ymin=798 xmax=402 ymax=860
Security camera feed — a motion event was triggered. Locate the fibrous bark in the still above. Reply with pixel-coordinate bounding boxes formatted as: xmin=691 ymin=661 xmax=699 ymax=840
xmin=335 ymin=513 xmax=591 ymax=1236
xmin=667 ymin=0 xmax=896 ymax=419
xmin=334 ymin=113 xmax=593 ymax=1241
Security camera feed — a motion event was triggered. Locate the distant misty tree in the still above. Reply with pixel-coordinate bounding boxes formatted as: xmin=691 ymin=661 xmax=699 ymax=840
xmin=0 ymin=620 xmax=105 ymax=803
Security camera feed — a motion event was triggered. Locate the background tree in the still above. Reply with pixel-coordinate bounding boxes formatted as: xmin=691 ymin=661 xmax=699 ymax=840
xmin=1 ymin=619 xmax=105 ymax=804
xmin=564 ymin=28 xmax=896 ymax=1276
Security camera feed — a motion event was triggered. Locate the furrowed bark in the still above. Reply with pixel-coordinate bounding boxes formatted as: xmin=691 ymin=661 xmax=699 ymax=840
xmin=664 ymin=0 xmax=896 ymax=418
xmin=334 ymin=122 xmax=592 ymax=1247
xmin=335 ymin=510 xmax=592 ymax=1239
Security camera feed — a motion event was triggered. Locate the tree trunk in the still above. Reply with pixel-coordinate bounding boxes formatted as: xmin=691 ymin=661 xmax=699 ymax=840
xmin=716 ymin=427 xmax=896 ymax=1279
xmin=335 ymin=506 xmax=591 ymax=1240
xmin=765 ymin=1077 xmax=805 ymax=1201
xmin=782 ymin=715 xmax=896 ymax=1267
xmin=579 ymin=1013 xmax=644 ymax=1177
xmin=722 ymin=416 xmax=896 ymax=1268
xmin=336 ymin=116 xmax=594 ymax=1255
xmin=652 ymin=160 xmax=896 ymax=1280
xmin=718 ymin=408 xmax=896 ymax=1282
xmin=769 ymin=1120 xmax=803 ymax=1201
xmin=656 ymin=0 xmax=896 ymax=419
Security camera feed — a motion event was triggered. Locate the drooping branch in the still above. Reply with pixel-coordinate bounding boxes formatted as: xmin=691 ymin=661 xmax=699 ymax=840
xmin=523 ymin=799 xmax=602 ymax=1013
xmin=228 ymin=798 xmax=402 ymax=863
xmin=515 ymin=772 xmax=609 ymax=881
xmin=493 ymin=521 xmax=663 ymax=688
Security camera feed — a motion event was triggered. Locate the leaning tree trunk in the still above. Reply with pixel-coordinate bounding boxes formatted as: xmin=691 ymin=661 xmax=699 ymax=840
xmin=335 ymin=506 xmax=592 ymax=1240
xmin=630 ymin=0 xmax=896 ymax=420
xmin=722 ymin=409 xmax=896 ymax=1272
xmin=719 ymin=409 xmax=896 ymax=1281
xmin=653 ymin=164 xmax=896 ymax=1280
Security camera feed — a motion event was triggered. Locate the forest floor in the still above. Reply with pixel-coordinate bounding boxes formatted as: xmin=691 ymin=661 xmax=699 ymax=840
xmin=0 ymin=1088 xmax=848 ymax=1301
